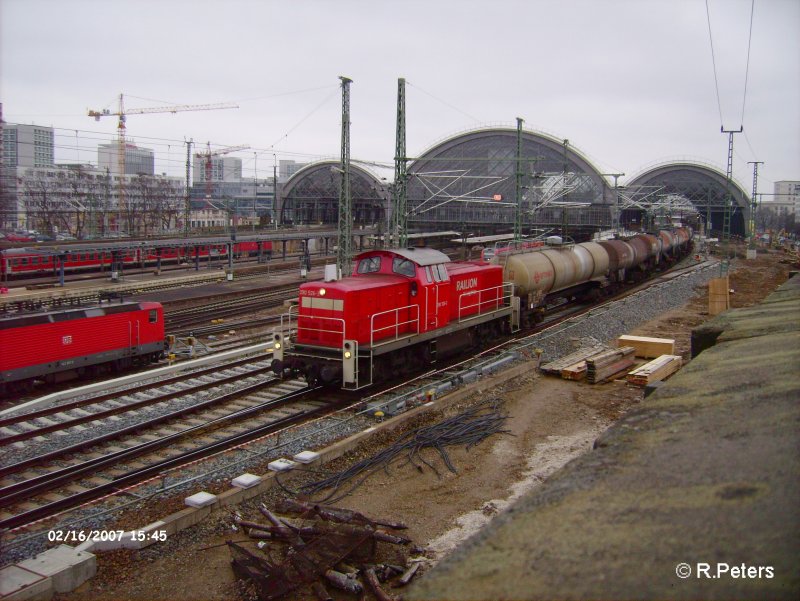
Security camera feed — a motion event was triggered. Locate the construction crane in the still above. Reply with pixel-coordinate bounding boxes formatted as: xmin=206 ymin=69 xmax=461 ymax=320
xmin=87 ymin=93 xmax=238 ymax=233
xmin=195 ymin=142 xmax=250 ymax=199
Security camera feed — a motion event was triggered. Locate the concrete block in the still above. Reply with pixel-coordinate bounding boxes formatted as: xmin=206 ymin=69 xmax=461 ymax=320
xmin=185 ymin=491 xmax=217 ymax=508
xmin=231 ymin=473 xmax=262 ymax=488
xmin=293 ymin=451 xmax=320 ymax=464
xmin=0 ymin=565 xmax=53 ymax=601
xmin=17 ymin=545 xmax=96 ymax=594
xmin=267 ymin=458 xmax=297 ymax=472
xmin=162 ymin=505 xmax=212 ymax=532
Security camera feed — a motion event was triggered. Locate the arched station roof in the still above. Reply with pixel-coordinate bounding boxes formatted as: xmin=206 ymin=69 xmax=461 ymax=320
xmin=626 ymin=162 xmax=750 ymax=211
xmin=405 ymin=127 xmax=613 ymax=228
xmin=626 ymin=161 xmax=749 ymax=236
xmin=279 ymin=160 xmax=388 ymax=226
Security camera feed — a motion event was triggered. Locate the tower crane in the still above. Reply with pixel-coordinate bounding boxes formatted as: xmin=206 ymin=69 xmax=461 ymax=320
xmin=87 ymin=93 xmax=238 ymax=233
xmin=195 ymin=142 xmax=250 ymax=199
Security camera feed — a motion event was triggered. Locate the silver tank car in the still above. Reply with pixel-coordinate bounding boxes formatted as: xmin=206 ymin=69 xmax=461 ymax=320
xmin=491 ymin=241 xmax=609 ymax=297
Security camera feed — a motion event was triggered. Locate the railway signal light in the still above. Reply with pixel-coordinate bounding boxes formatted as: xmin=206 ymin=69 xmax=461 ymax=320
xmin=272 ymin=332 xmax=284 ymax=361
xmin=342 ymin=340 xmax=357 ymax=385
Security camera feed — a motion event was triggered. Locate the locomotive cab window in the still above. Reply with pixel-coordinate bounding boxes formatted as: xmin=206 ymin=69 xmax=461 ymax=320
xmin=431 ymin=264 xmax=449 ymax=282
xmin=357 ymin=256 xmax=381 ymax=274
xmin=149 ymin=310 xmax=158 ymax=323
xmin=392 ymin=257 xmax=415 ymax=278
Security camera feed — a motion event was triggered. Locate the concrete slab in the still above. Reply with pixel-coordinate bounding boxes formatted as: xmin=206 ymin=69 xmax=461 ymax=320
xmin=293 ymin=451 xmax=320 ymax=464
xmin=0 ymin=564 xmax=52 ymax=601
xmin=184 ymin=491 xmax=217 ymax=508
xmin=231 ymin=473 xmax=262 ymax=488
xmin=267 ymin=458 xmax=297 ymax=472
xmin=17 ymin=545 xmax=96 ymax=594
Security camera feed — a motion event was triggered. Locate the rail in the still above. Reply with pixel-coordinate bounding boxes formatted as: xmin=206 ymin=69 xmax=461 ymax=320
xmin=457 ymin=283 xmax=514 ymax=323
xmin=370 ymin=304 xmax=421 ymax=348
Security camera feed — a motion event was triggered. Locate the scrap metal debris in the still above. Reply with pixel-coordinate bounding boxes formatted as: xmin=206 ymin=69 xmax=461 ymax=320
xmin=228 ymin=502 xmax=420 ymax=600
xmin=281 ymin=399 xmax=512 ymax=503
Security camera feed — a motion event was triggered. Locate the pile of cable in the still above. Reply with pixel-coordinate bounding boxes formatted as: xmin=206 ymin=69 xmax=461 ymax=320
xmin=282 ymin=398 xmax=512 ymax=504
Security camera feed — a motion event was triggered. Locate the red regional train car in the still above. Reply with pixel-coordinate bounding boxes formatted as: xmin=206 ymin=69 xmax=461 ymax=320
xmin=0 ymin=301 xmax=165 ymax=394
xmin=272 ymin=248 xmax=515 ymax=389
xmin=0 ymin=241 xmax=272 ymax=279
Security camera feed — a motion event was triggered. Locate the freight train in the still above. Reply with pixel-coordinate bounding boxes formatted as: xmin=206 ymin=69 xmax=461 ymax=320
xmin=0 ymin=301 xmax=165 ymax=394
xmin=0 ymin=241 xmax=273 ymax=279
xmin=271 ymin=228 xmax=692 ymax=389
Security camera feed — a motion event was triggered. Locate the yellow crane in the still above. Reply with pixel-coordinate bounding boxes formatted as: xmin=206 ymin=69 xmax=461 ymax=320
xmin=87 ymin=93 xmax=238 ymax=233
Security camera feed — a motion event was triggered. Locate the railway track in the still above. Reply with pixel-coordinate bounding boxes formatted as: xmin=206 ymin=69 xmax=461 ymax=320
xmin=0 ymin=367 xmax=332 ymax=531
xmin=165 ymin=286 xmax=297 ymax=332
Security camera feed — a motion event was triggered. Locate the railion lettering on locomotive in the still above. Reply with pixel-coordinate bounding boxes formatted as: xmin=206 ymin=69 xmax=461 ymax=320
xmin=456 ymin=277 xmax=478 ymax=291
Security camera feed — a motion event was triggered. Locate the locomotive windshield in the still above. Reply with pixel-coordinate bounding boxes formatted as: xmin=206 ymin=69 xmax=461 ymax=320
xmin=357 ymin=256 xmax=381 ymax=274
xmin=392 ymin=257 xmax=416 ymax=277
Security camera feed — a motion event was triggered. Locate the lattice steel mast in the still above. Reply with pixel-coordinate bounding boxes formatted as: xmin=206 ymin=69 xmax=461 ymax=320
xmin=337 ymin=76 xmax=353 ymax=278
xmin=721 ymin=126 xmax=742 ymax=249
xmin=747 ymin=160 xmax=763 ymax=248
xmin=514 ymin=117 xmax=524 ymax=242
xmin=393 ymin=78 xmax=408 ymax=248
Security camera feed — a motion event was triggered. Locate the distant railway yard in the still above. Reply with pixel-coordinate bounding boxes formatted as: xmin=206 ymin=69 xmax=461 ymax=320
xmin=0 ymin=235 xmax=797 ymax=601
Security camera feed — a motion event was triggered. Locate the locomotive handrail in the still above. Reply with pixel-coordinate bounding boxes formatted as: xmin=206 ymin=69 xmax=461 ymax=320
xmin=370 ymin=304 xmax=420 ymax=348
xmin=286 ymin=304 xmax=345 ymax=342
xmin=457 ymin=283 xmax=514 ymax=323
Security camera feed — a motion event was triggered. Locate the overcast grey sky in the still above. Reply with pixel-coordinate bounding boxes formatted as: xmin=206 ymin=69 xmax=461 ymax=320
xmin=1 ymin=0 xmax=797 ymax=194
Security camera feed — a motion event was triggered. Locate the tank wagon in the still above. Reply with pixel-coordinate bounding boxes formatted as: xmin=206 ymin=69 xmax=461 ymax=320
xmin=0 ymin=301 xmax=165 ymax=394
xmin=492 ymin=228 xmax=692 ymax=326
xmin=273 ymin=228 xmax=692 ymax=389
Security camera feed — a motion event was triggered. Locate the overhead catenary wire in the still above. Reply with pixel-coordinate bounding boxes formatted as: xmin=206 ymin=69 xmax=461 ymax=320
xmin=407 ymin=81 xmax=482 ymax=124
xmin=739 ymin=0 xmax=756 ymax=127
xmin=704 ymin=0 xmax=725 ymax=128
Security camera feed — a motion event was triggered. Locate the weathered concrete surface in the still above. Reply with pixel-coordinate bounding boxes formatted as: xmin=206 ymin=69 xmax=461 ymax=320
xmin=410 ymin=277 xmax=800 ymax=601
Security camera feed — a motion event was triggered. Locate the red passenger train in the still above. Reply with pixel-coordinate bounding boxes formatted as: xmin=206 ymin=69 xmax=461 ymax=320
xmin=0 ymin=301 xmax=165 ymax=394
xmin=272 ymin=228 xmax=693 ymax=389
xmin=0 ymin=241 xmax=272 ymax=279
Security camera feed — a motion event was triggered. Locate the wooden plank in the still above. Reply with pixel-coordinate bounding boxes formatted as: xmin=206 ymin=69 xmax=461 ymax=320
xmin=540 ymin=344 xmax=609 ymax=374
xmin=617 ymin=335 xmax=675 ymax=358
xmin=587 ymin=357 xmax=636 ymax=384
xmin=708 ymin=277 xmax=730 ymax=316
xmin=560 ymin=361 xmax=587 ymax=380
xmin=626 ymin=354 xmax=683 ymax=386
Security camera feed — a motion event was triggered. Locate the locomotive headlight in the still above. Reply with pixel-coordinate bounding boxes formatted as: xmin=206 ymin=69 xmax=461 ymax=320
xmin=319 ymin=288 xmax=326 ymax=296
xmin=344 ymin=350 xmax=352 ymax=359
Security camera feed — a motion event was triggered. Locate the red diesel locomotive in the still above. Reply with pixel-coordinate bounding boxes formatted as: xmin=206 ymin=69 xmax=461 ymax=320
xmin=0 ymin=301 xmax=165 ymax=394
xmin=271 ymin=247 xmax=516 ymax=389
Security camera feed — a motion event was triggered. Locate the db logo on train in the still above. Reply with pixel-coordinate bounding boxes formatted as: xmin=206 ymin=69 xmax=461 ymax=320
xmin=62 ymin=335 xmax=73 ymax=345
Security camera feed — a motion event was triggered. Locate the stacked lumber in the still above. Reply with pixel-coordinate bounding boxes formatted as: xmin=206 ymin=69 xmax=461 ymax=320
xmin=708 ymin=277 xmax=730 ymax=316
xmin=586 ymin=346 xmax=636 ymax=384
xmin=617 ymin=335 xmax=675 ymax=358
xmin=560 ymin=361 xmax=588 ymax=380
xmin=540 ymin=344 xmax=609 ymax=376
xmin=626 ymin=354 xmax=683 ymax=386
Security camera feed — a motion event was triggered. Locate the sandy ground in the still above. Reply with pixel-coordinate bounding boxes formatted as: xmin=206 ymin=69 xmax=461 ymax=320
xmin=57 ymin=248 xmax=796 ymax=601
